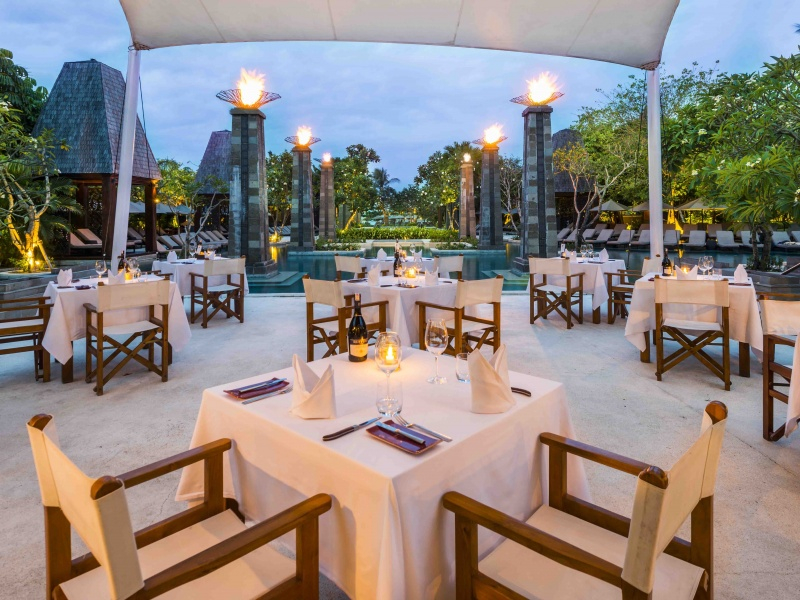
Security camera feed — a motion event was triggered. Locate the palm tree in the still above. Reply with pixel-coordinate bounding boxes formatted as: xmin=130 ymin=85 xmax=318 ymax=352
xmin=372 ymin=167 xmax=399 ymax=226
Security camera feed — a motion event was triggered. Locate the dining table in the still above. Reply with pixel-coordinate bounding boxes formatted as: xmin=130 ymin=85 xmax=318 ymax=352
xmin=624 ymin=273 xmax=764 ymax=375
xmin=360 ymin=257 xmax=438 ymax=276
xmin=42 ymin=275 xmax=191 ymax=383
xmin=175 ymin=348 xmax=588 ymax=600
xmin=152 ymin=257 xmax=250 ymax=296
xmin=340 ymin=275 xmax=462 ymax=346
xmin=528 ymin=258 xmax=627 ymax=323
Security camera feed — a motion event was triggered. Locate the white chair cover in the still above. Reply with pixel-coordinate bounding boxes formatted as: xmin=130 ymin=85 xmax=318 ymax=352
xmin=759 ymin=298 xmax=800 ymax=336
xmin=334 ymin=255 xmax=364 ymax=276
xmin=654 ymin=279 xmax=729 ymax=308
xmin=641 ymin=257 xmax=664 ymax=275
xmin=97 ymin=279 xmax=171 ymax=312
xmin=302 ymin=278 xmax=345 ymax=309
xmin=433 ymin=255 xmax=464 ymax=275
xmin=455 ymin=277 xmax=502 ymax=308
xmin=203 ymin=256 xmax=245 ymax=277
xmin=529 ymin=257 xmax=571 ymax=276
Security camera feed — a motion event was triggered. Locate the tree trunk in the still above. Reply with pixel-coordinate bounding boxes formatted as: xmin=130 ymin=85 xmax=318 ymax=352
xmin=344 ymin=210 xmax=359 ymax=230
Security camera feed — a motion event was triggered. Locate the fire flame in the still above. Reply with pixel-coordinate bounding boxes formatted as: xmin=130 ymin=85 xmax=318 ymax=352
xmin=296 ymin=126 xmax=312 ymax=147
xmin=463 ymin=153 xmax=472 ymax=163
xmin=483 ymin=124 xmax=503 ymax=145
xmin=322 ymin=152 xmax=332 ymax=164
xmin=527 ymin=72 xmax=559 ymax=104
xmin=236 ymin=69 xmax=266 ymax=108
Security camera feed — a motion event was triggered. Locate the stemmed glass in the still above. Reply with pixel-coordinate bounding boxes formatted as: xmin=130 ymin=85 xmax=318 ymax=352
xmin=580 ymin=244 xmax=588 ymax=259
xmin=95 ymin=259 xmax=107 ymax=279
xmin=588 ymin=244 xmax=594 ymax=258
xmin=425 ymin=318 xmax=449 ymax=384
xmin=705 ymin=256 xmax=714 ymax=279
xmin=375 ymin=332 xmax=402 ymax=416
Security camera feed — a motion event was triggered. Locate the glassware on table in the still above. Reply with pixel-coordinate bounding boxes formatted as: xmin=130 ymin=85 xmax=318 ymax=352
xmin=706 ymin=256 xmax=714 ymax=278
xmin=713 ymin=268 xmax=723 ymax=280
xmin=95 ymin=259 xmax=107 ymax=279
xmin=588 ymin=244 xmax=594 ymax=258
xmin=375 ymin=331 xmax=402 ymax=400
xmin=455 ymin=352 xmax=470 ymax=383
xmin=579 ymin=244 xmax=587 ymax=258
xmin=133 ymin=267 xmax=141 ymax=281
xmin=560 ymin=242 xmax=566 ymax=257
xmin=376 ymin=380 xmax=403 ymax=418
xmin=425 ymin=318 xmax=449 ymax=384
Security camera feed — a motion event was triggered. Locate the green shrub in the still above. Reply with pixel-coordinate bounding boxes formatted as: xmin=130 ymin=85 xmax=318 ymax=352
xmin=336 ymin=226 xmax=458 ymax=242
xmin=315 ymin=238 xmax=362 ymax=251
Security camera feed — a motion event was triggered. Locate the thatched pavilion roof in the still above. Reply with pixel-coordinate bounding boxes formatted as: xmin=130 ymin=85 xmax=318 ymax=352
xmin=195 ymin=130 xmax=231 ymax=194
xmin=33 ymin=59 xmax=160 ymax=181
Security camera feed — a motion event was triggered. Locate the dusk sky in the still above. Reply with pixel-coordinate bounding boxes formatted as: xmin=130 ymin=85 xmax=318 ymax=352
xmin=2 ymin=1 xmax=798 ymax=184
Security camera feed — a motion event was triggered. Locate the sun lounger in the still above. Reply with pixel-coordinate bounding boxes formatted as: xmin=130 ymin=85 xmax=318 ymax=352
xmin=611 ymin=224 xmax=626 ymax=236
xmin=664 ymin=230 xmax=679 ymax=248
xmin=69 ymin=232 xmax=102 ymax=252
xmin=197 ymin=231 xmax=223 ymax=247
xmin=706 ymin=224 xmax=722 ymax=239
xmin=792 ymin=231 xmax=800 ymax=243
xmin=740 ymin=231 xmax=753 ymax=248
xmin=156 ymin=240 xmax=169 ymax=253
xmin=685 ymin=230 xmax=707 ymax=249
xmin=607 ymin=229 xmax=632 ymax=246
xmin=772 ymin=231 xmax=791 ymax=247
xmin=631 ymin=230 xmax=650 ymax=248
xmin=594 ymin=223 xmax=608 ymax=231
xmin=564 ymin=230 xmax=577 ymax=243
xmin=680 ymin=223 xmax=697 ymax=239
xmin=556 ymin=227 xmax=572 ymax=241
xmin=76 ymin=228 xmax=103 ymax=246
xmin=581 ymin=228 xmax=597 ymax=240
xmin=158 ymin=235 xmax=181 ymax=250
xmin=593 ymin=229 xmax=613 ymax=244
xmin=716 ymin=230 xmax=741 ymax=250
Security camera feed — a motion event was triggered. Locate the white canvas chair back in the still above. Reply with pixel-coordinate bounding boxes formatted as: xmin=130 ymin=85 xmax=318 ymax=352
xmin=622 ymin=408 xmax=727 ymax=594
xmin=334 ymin=255 xmax=363 ymax=276
xmin=303 ymin=277 xmax=346 ymax=309
xmin=27 ymin=418 xmax=143 ymax=600
xmin=655 ymin=278 xmax=729 ymax=308
xmin=203 ymin=256 xmax=245 ymax=277
xmin=760 ymin=298 xmax=800 ymax=336
xmin=641 ymin=257 xmax=663 ymax=275
xmin=97 ymin=279 xmax=170 ymax=312
xmin=434 ymin=255 xmax=464 ymax=274
xmin=529 ymin=257 xmax=570 ymax=277
xmin=455 ymin=277 xmax=502 ymax=309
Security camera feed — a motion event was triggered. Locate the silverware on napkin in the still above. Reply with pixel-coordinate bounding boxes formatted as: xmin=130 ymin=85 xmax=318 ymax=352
xmin=322 ymin=417 xmax=380 ymax=441
xmin=241 ymin=384 xmax=293 ymax=405
xmin=236 ymin=377 xmax=287 ymax=394
xmin=394 ymin=415 xmax=452 ymax=442
xmin=376 ymin=421 xmax=425 ymax=444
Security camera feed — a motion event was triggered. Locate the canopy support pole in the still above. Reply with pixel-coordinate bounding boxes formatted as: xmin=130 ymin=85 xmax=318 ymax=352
xmin=111 ymin=46 xmax=141 ymax=271
xmin=647 ymin=67 xmax=664 ymax=258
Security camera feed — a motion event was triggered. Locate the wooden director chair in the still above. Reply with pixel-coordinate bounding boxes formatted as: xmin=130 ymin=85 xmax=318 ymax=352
xmin=607 ymin=257 xmax=664 ymax=325
xmin=417 ymin=275 xmax=502 ymax=356
xmin=27 ymin=414 xmax=332 ymax=600
xmin=654 ymin=277 xmax=731 ymax=391
xmin=190 ymin=256 xmax=246 ymax=328
xmin=302 ymin=275 xmax=388 ymax=361
xmin=334 ymin=254 xmax=366 ymax=280
xmin=433 ymin=254 xmax=464 ymax=279
xmin=529 ymin=258 xmax=584 ymax=329
xmin=758 ymin=293 xmax=800 ymax=440
xmin=84 ymin=279 xmax=170 ymax=396
xmin=444 ymin=401 xmax=728 ymax=600
xmin=0 ymin=296 xmax=51 ymax=381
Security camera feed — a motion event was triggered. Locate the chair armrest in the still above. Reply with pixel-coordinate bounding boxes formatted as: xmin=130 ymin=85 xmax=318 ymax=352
xmin=118 ymin=439 xmax=232 ymax=488
xmin=442 ymin=492 xmax=623 ymax=588
xmin=135 ymin=494 xmax=332 ymax=599
xmin=415 ymin=301 xmax=456 ymax=312
xmin=540 ymin=433 xmax=651 ymax=477
xmin=83 ymin=303 xmax=98 ymax=313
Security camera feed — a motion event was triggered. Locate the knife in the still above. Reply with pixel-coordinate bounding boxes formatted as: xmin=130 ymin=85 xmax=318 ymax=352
xmin=376 ymin=421 xmax=425 ymax=444
xmin=241 ymin=384 xmax=293 ymax=405
xmin=236 ymin=377 xmax=286 ymax=394
xmin=322 ymin=417 xmax=380 ymax=442
xmin=511 ymin=387 xmax=532 ymax=397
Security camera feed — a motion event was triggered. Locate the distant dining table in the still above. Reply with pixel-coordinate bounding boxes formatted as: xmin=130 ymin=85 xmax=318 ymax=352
xmin=624 ymin=273 xmax=763 ymax=375
xmin=42 ymin=275 xmax=191 ymax=382
xmin=360 ymin=257 xmax=437 ymax=275
xmin=341 ymin=275 xmax=460 ymax=346
xmin=152 ymin=257 xmax=250 ymax=296
xmin=176 ymin=348 xmax=588 ymax=600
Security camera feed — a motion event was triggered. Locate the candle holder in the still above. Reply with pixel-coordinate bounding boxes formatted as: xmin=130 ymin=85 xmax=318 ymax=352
xmin=405 ymin=267 xmax=417 ymax=279
xmin=375 ymin=332 xmax=402 ymax=416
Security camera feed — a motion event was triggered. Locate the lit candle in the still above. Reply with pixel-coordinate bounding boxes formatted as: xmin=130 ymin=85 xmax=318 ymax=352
xmin=406 ymin=267 xmax=417 ymax=279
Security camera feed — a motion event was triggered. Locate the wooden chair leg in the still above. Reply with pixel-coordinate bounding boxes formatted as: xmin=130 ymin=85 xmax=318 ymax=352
xmin=655 ymin=329 xmax=664 ymax=381
xmin=95 ymin=338 xmax=105 ymax=396
xmin=690 ymin=495 xmax=714 ymax=600
xmin=608 ymin=294 xmax=616 ymax=324
xmin=297 ymin=518 xmax=320 ymax=599
xmin=453 ymin=514 xmax=477 ymax=600
xmin=763 ymin=337 xmax=774 ymax=440
xmin=42 ymin=348 xmax=50 ymax=383
xmin=564 ymin=293 xmax=571 ymax=329
xmin=738 ymin=341 xmax=750 ymax=377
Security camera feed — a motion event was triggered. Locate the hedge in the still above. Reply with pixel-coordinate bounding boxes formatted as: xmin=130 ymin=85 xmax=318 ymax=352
xmin=336 ymin=226 xmax=459 ymax=242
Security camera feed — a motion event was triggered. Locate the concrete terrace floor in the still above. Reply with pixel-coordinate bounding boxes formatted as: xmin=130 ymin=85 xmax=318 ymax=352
xmin=1 ymin=293 xmax=799 ymax=599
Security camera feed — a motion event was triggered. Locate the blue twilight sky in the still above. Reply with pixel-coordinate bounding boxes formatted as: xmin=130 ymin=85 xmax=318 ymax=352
xmin=2 ymin=0 xmax=798 ymax=184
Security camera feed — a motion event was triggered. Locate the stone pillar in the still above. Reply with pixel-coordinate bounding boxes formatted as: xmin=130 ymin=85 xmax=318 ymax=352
xmin=515 ymin=105 xmax=556 ymax=271
xmin=459 ymin=159 xmax=476 ymax=238
xmin=290 ymin=145 xmax=315 ymax=249
xmin=230 ymin=108 xmax=274 ymax=269
xmin=478 ymin=145 xmax=503 ymax=249
xmin=319 ymin=160 xmax=336 ymax=239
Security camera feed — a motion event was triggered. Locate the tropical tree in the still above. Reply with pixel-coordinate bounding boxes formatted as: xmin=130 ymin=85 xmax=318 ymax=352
xmin=265 ymin=150 xmax=293 ymax=228
xmin=414 ymin=141 xmax=481 ymax=229
xmin=0 ymin=102 xmax=76 ymax=271
xmin=335 ymin=144 xmax=380 ymax=229
xmin=372 ymin=167 xmax=399 ymax=225
xmin=0 ymin=48 xmax=48 ymax=132
xmin=499 ymin=155 xmax=522 ymax=232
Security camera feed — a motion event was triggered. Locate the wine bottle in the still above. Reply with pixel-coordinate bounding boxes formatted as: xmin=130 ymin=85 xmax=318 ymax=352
xmin=394 ymin=250 xmax=403 ymax=278
xmin=662 ymin=250 xmax=673 ymax=277
xmin=348 ymin=294 xmax=369 ymax=362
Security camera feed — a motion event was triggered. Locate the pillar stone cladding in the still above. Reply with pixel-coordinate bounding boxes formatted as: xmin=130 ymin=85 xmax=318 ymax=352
xmin=319 ymin=162 xmax=336 ymax=240
xmin=515 ymin=105 xmax=556 ymax=272
xmin=230 ymin=108 xmax=275 ymax=273
xmin=478 ymin=146 xmax=503 ymax=249
xmin=459 ymin=160 xmax=476 ymax=239
xmin=290 ymin=146 xmax=315 ymax=249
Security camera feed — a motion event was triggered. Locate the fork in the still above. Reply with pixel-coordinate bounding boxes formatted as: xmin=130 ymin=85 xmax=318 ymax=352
xmin=394 ymin=415 xmax=452 ymax=442
xmin=241 ymin=384 xmax=293 ymax=405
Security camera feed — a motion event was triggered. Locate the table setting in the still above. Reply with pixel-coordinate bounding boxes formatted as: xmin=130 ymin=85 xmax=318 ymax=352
xmin=176 ymin=327 xmax=588 ymax=599
xmin=153 ymin=251 xmax=250 ymax=296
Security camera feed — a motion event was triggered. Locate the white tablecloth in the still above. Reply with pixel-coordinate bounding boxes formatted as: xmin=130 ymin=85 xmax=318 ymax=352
xmin=528 ymin=259 xmax=626 ymax=311
xmin=624 ymin=274 xmax=764 ymax=352
xmin=341 ymin=276 xmax=459 ymax=346
xmin=42 ymin=277 xmax=191 ymax=365
xmin=176 ymin=349 xmax=588 ymax=600
xmin=152 ymin=258 xmax=250 ymax=296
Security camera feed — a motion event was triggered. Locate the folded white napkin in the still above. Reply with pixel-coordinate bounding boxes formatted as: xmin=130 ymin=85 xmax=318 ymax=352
xmin=425 ymin=269 xmax=439 ymax=286
xmin=599 ymin=248 xmax=609 ymax=262
xmin=677 ymin=265 xmax=698 ymax=280
xmin=56 ymin=269 xmax=72 ymax=286
xmin=569 ymin=251 xmax=578 ymax=264
xmin=291 ymin=355 xmax=337 ymax=419
xmin=207 ymin=250 xmax=216 ymax=260
xmin=167 ymin=250 xmax=178 ymax=263
xmin=468 ymin=345 xmax=516 ymax=414
xmin=106 ymin=272 xmax=125 ymax=285
xmin=734 ymin=264 xmax=748 ymax=284
xmin=367 ymin=265 xmax=380 ymax=286
xmin=413 ymin=250 xmax=422 ymax=260
xmin=376 ymin=248 xmax=387 ymax=260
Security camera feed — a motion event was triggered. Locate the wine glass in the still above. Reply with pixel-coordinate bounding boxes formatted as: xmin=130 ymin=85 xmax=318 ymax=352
xmin=375 ymin=331 xmax=402 ymax=405
xmin=588 ymin=244 xmax=594 ymax=258
xmin=706 ymin=256 xmax=714 ymax=278
xmin=95 ymin=259 xmax=107 ymax=279
xmin=425 ymin=318 xmax=449 ymax=384
xmin=579 ymin=244 xmax=587 ymax=259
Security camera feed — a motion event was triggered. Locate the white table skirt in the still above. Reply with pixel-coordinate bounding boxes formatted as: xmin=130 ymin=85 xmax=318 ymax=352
xmin=176 ymin=349 xmax=588 ymax=600
xmin=528 ymin=259 xmax=626 ymax=311
xmin=42 ymin=277 xmax=191 ymax=365
xmin=624 ymin=274 xmax=764 ymax=353
xmin=152 ymin=259 xmax=250 ymax=296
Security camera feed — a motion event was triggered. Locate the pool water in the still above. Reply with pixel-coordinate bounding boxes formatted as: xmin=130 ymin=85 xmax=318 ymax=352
xmin=249 ymin=245 xmax=789 ymax=293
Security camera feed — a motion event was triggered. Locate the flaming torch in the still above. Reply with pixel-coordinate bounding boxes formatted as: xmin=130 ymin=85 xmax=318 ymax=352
xmin=287 ymin=127 xmax=319 ymax=248
xmin=511 ymin=72 xmax=563 ymax=107
xmin=472 ymin=125 xmax=506 ymax=248
xmin=216 ymin=68 xmax=281 ymax=109
xmin=285 ymin=125 xmax=320 ymax=148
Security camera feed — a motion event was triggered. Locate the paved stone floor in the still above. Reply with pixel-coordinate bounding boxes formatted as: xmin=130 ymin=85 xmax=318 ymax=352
xmin=1 ymin=294 xmax=798 ymax=599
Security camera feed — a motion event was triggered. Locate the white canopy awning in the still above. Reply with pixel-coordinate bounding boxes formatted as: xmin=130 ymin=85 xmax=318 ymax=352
xmin=119 ymin=0 xmax=679 ymax=69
